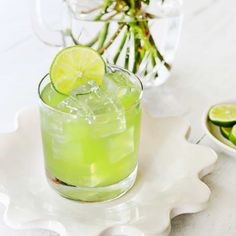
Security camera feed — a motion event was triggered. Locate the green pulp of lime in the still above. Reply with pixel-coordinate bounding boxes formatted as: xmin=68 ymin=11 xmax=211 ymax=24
xmin=50 ymin=46 xmax=105 ymax=95
xmin=208 ymin=103 xmax=236 ymax=148
xmin=208 ymin=104 xmax=236 ymax=127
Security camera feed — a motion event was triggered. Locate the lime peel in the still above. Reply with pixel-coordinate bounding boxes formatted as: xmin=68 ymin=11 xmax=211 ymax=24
xmin=208 ymin=104 xmax=236 ymax=127
xmin=220 ymin=127 xmax=231 ymax=140
xmin=229 ymin=125 xmax=236 ymax=146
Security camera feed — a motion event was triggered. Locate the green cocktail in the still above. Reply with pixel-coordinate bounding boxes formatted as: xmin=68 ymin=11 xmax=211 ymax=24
xmin=38 ymin=47 xmax=142 ymax=201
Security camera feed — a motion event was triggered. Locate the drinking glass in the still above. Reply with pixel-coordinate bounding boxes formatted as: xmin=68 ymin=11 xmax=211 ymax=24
xmin=38 ymin=65 xmax=143 ymax=202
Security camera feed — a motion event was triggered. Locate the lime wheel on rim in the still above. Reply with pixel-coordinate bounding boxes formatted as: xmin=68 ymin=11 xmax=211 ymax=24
xmin=50 ymin=46 xmax=106 ymax=95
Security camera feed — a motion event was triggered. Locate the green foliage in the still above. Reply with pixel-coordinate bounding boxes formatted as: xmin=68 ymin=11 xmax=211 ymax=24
xmin=69 ymin=0 xmax=170 ymax=79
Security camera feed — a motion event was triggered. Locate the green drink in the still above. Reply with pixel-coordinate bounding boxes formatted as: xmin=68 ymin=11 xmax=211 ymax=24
xmin=38 ymin=47 xmax=142 ymax=201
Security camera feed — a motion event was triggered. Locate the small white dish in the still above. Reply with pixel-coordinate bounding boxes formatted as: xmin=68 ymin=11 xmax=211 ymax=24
xmin=203 ymin=100 xmax=236 ymax=157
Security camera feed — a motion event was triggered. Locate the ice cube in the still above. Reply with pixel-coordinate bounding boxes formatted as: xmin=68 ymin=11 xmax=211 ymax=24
xmin=41 ymin=83 xmax=67 ymax=107
xmin=104 ymin=71 xmax=141 ymax=108
xmin=71 ymin=80 xmax=98 ymax=96
xmin=107 ymin=127 xmax=135 ymax=163
xmin=56 ymin=80 xmax=126 ymax=137
xmin=56 ymin=95 xmax=93 ymax=118
xmin=56 ymin=80 xmax=98 ymax=119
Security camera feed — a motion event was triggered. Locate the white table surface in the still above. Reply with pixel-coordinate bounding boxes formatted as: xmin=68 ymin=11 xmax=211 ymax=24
xmin=1 ymin=0 xmax=236 ymax=235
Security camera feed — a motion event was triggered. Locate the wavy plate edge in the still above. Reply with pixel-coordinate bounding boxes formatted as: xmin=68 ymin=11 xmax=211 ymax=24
xmin=0 ymin=108 xmax=218 ymax=236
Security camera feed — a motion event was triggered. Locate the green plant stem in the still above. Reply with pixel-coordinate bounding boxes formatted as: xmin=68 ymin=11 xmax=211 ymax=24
xmin=103 ymin=0 xmax=115 ymax=13
xmin=69 ymin=30 xmax=100 ymax=47
xmin=69 ymin=30 xmax=79 ymax=45
xmin=98 ymin=23 xmax=125 ymax=55
xmin=86 ymin=34 xmax=100 ymax=47
xmin=140 ymin=20 xmax=171 ymax=70
xmin=113 ymin=27 xmax=128 ymax=64
xmin=69 ymin=5 xmax=108 ymax=46
xmin=133 ymin=23 xmax=171 ymax=71
xmin=124 ymin=34 xmax=131 ymax=69
xmin=150 ymin=33 xmax=171 ymax=70
xmin=104 ymin=11 xmax=120 ymax=21
xmin=151 ymin=54 xmax=158 ymax=77
xmin=151 ymin=53 xmax=156 ymax=66
xmin=131 ymin=27 xmax=142 ymax=74
xmin=94 ymin=1 xmax=111 ymax=21
xmin=97 ymin=22 xmax=109 ymax=50
xmin=68 ymin=0 xmax=170 ymax=80
xmin=95 ymin=12 xmax=105 ymax=20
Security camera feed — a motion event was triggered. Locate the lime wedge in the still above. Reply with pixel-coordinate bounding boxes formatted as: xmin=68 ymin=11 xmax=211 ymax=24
xmin=229 ymin=125 xmax=236 ymax=146
xmin=208 ymin=104 xmax=236 ymax=127
xmin=50 ymin=46 xmax=105 ymax=95
xmin=220 ymin=127 xmax=231 ymax=139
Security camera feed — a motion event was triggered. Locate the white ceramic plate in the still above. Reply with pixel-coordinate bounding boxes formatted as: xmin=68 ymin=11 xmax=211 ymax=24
xmin=0 ymin=109 xmax=217 ymax=236
xmin=203 ymin=100 xmax=236 ymax=157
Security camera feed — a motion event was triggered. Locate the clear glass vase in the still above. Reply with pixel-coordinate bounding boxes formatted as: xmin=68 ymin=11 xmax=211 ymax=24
xmin=32 ymin=0 xmax=183 ymax=88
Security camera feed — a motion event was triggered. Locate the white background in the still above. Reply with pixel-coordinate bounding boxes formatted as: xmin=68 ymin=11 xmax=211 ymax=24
xmin=1 ymin=0 xmax=236 ymax=235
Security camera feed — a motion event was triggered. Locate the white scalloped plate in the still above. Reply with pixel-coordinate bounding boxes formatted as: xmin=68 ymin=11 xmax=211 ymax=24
xmin=0 ymin=109 xmax=217 ymax=236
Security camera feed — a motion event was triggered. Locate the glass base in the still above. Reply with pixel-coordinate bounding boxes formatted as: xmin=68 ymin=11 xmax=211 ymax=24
xmin=46 ymin=167 xmax=137 ymax=202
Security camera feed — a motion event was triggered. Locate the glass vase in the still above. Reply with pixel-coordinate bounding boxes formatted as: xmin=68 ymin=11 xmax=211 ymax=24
xmin=32 ymin=0 xmax=183 ymax=87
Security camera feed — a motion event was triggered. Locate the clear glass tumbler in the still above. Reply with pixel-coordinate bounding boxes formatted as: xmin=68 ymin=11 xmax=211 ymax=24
xmin=38 ymin=65 xmax=143 ymax=202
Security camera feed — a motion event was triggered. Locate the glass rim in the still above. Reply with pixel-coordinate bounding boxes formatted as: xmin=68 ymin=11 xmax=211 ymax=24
xmin=38 ymin=64 xmax=143 ymax=118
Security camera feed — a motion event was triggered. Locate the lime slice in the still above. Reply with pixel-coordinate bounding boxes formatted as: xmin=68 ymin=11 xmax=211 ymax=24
xmin=50 ymin=46 xmax=105 ymax=95
xmin=220 ymin=127 xmax=231 ymax=139
xmin=208 ymin=104 xmax=236 ymax=127
xmin=229 ymin=125 xmax=236 ymax=146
